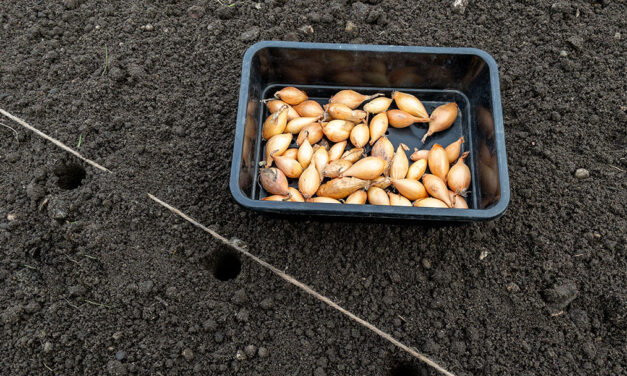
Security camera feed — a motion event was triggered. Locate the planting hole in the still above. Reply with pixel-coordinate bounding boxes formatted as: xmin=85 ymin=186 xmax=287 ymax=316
xmin=205 ymin=248 xmax=241 ymax=281
xmin=389 ymin=361 xmax=428 ymax=376
xmin=54 ymin=163 xmax=86 ymax=190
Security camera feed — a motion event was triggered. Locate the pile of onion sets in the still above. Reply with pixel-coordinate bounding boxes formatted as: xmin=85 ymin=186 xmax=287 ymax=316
xmin=259 ymin=87 xmax=470 ymax=208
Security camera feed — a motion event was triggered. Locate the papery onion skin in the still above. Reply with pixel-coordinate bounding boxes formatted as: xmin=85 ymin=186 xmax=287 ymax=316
xmin=316 ymin=177 xmax=368 ymax=199
xmin=260 ymin=167 xmax=289 ymax=196
xmin=413 ymin=197 xmax=449 ymax=208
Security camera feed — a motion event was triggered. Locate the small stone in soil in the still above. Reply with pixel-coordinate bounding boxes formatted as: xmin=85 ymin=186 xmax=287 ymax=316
xmin=231 ymin=289 xmax=248 ymax=305
xmin=43 ymin=341 xmax=53 ymax=353
xmin=240 ymin=27 xmax=260 ymax=42
xmin=299 ymin=25 xmax=314 ymax=35
xmin=507 ymin=282 xmax=521 ymax=293
xmin=575 ymin=168 xmax=589 ymax=179
xmin=244 ymin=344 xmax=257 ymax=358
xmin=112 ymin=331 xmax=124 ymax=340
xmin=182 ymin=348 xmax=194 ymax=361
xmin=542 ymin=281 xmax=578 ymax=309
xmin=235 ymin=349 xmax=246 ymax=361
xmin=257 ymin=347 xmax=269 ymax=358
xmin=422 ymin=258 xmax=432 ymax=269
xmin=115 ymin=350 xmax=126 ymax=360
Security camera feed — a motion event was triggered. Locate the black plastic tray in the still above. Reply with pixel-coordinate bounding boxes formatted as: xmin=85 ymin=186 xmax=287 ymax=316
xmin=229 ymin=41 xmax=510 ymax=221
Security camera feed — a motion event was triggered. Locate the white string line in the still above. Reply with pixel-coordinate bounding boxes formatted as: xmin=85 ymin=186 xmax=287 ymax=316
xmin=1 ymin=107 xmax=455 ymax=376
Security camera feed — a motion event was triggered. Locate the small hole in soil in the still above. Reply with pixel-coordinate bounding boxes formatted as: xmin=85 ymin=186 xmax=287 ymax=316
xmin=205 ymin=248 xmax=241 ymax=281
xmin=389 ymin=361 xmax=428 ymax=376
xmin=54 ymin=163 xmax=86 ymax=190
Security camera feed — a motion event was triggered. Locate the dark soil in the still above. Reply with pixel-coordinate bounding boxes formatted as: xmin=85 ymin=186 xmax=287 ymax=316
xmin=1 ymin=0 xmax=626 ymax=375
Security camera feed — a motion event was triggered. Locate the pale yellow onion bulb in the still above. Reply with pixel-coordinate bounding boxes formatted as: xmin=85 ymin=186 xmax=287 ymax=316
xmin=422 ymin=102 xmax=458 ymax=143
xmin=262 ymin=105 xmax=289 ymax=140
xmin=265 ymin=133 xmax=292 ymax=166
xmin=406 ymin=159 xmax=427 ymax=180
xmin=422 ymin=174 xmax=452 ymax=207
xmin=340 ymin=157 xmax=386 ymax=180
xmin=389 ymin=143 xmax=410 ymax=179
xmin=410 ymin=148 xmax=429 ymax=161
xmin=306 ymin=197 xmax=341 ymax=204
xmin=325 ymin=103 xmax=367 ymax=123
xmin=296 ymin=122 xmax=323 ymax=146
xmin=274 ymin=86 xmax=308 ymax=105
xmin=391 ymin=179 xmax=428 ymax=201
xmin=386 ymin=109 xmax=428 ymax=128
xmin=427 ymin=144 xmax=449 ymax=181
xmin=391 ymin=91 xmax=428 ymax=119
xmin=329 ymin=90 xmax=384 ymax=109
xmin=312 ymin=146 xmax=329 ymax=180
xmin=293 ymin=100 xmax=324 ymax=117
xmin=285 ymin=116 xmax=322 ymax=134
xmin=322 ymin=120 xmax=354 ymax=142
xmin=297 ymin=138 xmax=313 ymax=168
xmin=447 ymin=151 xmax=471 ymax=196
xmin=345 ymin=190 xmax=367 ymax=204
xmin=350 ymin=122 xmax=369 ymax=148
xmin=413 ymin=197 xmax=448 ymax=208
xmin=316 ymin=177 xmax=369 ymax=199
xmin=363 ymin=97 xmax=393 ymax=114
xmin=369 ymin=113 xmax=388 ymax=145
xmin=367 ymin=187 xmax=389 ymax=205
xmin=299 ymin=162 xmax=321 ymax=199
xmin=266 ymin=99 xmax=300 ymax=121
xmin=328 ymin=141 xmax=347 ymax=161
xmin=282 ymin=148 xmax=298 ymax=159
xmin=259 ymin=167 xmax=289 ymax=196
xmin=322 ymin=159 xmax=353 ymax=179
xmin=273 ymin=155 xmax=303 ymax=179
xmin=262 ymin=195 xmax=289 ymax=201
xmin=287 ymin=187 xmax=305 ymax=202
xmin=445 ymin=136 xmax=464 ymax=164
xmin=388 ymin=192 xmax=412 ymax=206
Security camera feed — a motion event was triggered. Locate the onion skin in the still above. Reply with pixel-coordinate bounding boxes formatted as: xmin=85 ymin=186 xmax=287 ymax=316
xmin=287 ymin=187 xmax=305 ymax=202
xmin=371 ymin=136 xmax=394 ymax=171
xmin=410 ymin=148 xmax=429 ymax=161
xmin=260 ymin=167 xmax=289 ymax=196
xmin=392 ymin=91 xmax=429 ymax=119
xmin=422 ymin=102 xmax=458 ymax=143
xmin=367 ymin=187 xmax=390 ymax=205
xmin=363 ymin=97 xmax=393 ymax=114
xmin=306 ymin=197 xmax=341 ymax=204
xmin=262 ymin=105 xmax=289 ymax=140
xmin=345 ymin=190 xmax=367 ymax=204
xmin=274 ymin=86 xmax=308 ymax=105
xmin=328 ymin=141 xmax=347 ymax=161
xmin=387 ymin=109 xmax=428 ymax=128
xmin=388 ymin=192 xmax=412 ymax=206
xmin=428 ymin=144 xmax=449 ymax=182
xmin=325 ymin=103 xmax=367 ymax=123
xmin=389 ymin=143 xmax=410 ymax=179
xmin=285 ymin=116 xmax=321 ymax=134
xmin=322 ymin=159 xmax=353 ymax=179
xmin=329 ymin=90 xmax=383 ymax=109
xmin=369 ymin=113 xmax=389 ymax=145
xmin=296 ymin=122 xmax=323 ymax=146
xmin=299 ymin=162 xmax=321 ymax=199
xmin=265 ymin=133 xmax=292 ymax=167
xmin=273 ymin=155 xmax=303 ymax=178
xmin=313 ymin=147 xmax=329 ymax=180
xmin=391 ymin=179 xmax=428 ymax=201
xmin=293 ymin=100 xmax=324 ymax=117
xmin=422 ymin=174 xmax=452 ymax=207
xmin=316 ymin=177 xmax=368 ymax=199
xmin=350 ymin=122 xmax=370 ymax=148
xmin=449 ymin=190 xmax=468 ymax=209
xmin=406 ymin=159 xmax=427 ymax=180
xmin=341 ymin=148 xmax=364 ymax=163
xmin=340 ymin=157 xmax=387 ymax=180
xmin=368 ymin=176 xmax=392 ymax=189
xmin=322 ymin=120 xmax=354 ymax=142
xmin=413 ymin=197 xmax=449 ymax=208
xmin=447 ymin=151 xmax=471 ymax=196
xmin=297 ymin=139 xmax=313 ymax=168
xmin=266 ymin=99 xmax=300 ymax=121
xmin=445 ymin=136 xmax=464 ymax=164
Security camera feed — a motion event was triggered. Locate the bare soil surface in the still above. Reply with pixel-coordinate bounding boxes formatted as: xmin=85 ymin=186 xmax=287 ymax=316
xmin=1 ymin=0 xmax=625 ymax=375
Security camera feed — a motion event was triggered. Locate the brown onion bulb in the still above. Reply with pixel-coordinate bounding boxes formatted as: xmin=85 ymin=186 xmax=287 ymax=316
xmin=410 ymin=148 xmax=429 ymax=161
xmin=350 ymin=122 xmax=370 ymax=148
xmin=388 ymin=192 xmax=412 ymax=206
xmin=274 ymin=86 xmax=308 ymax=105
xmin=299 ymin=162 xmax=321 ymax=199
xmin=260 ymin=167 xmax=289 ymax=196
xmin=422 ymin=102 xmax=458 ymax=143
xmin=293 ymin=100 xmax=324 ymax=117
xmin=322 ymin=159 xmax=353 ymax=178
xmin=265 ymin=133 xmax=292 ymax=166
xmin=447 ymin=151 xmax=471 ymax=196
xmin=322 ymin=120 xmax=354 ymax=142
xmin=266 ymin=99 xmax=300 ymax=121
xmin=316 ymin=177 xmax=368 ymax=199
xmin=328 ymin=141 xmax=347 ymax=161
xmin=340 ymin=157 xmax=386 ymax=180
xmin=406 ymin=159 xmax=427 ymax=180
xmin=389 ymin=143 xmax=410 ymax=179
xmin=285 ymin=116 xmax=322 ymax=134
xmin=273 ymin=155 xmax=303 ymax=178
xmin=325 ymin=103 xmax=367 ymax=123
xmin=387 ymin=109 xmax=428 ymax=128
xmin=345 ymin=190 xmax=367 ymax=204
xmin=367 ymin=187 xmax=390 ymax=205
xmin=445 ymin=136 xmax=464 ymax=164
xmin=341 ymin=148 xmax=364 ymax=163
xmin=422 ymin=174 xmax=452 ymax=207
xmin=392 ymin=91 xmax=429 ymax=119
xmin=363 ymin=97 xmax=393 ymax=114
xmin=391 ymin=179 xmax=428 ymax=201
xmin=296 ymin=122 xmax=323 ymax=146
xmin=262 ymin=105 xmax=289 ymax=140
xmin=369 ymin=113 xmax=389 ymax=145
xmin=329 ymin=90 xmax=384 ymax=109
xmin=413 ymin=197 xmax=449 ymax=208
xmin=297 ymin=138 xmax=313 ymax=168
xmin=428 ymin=144 xmax=449 ymax=181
